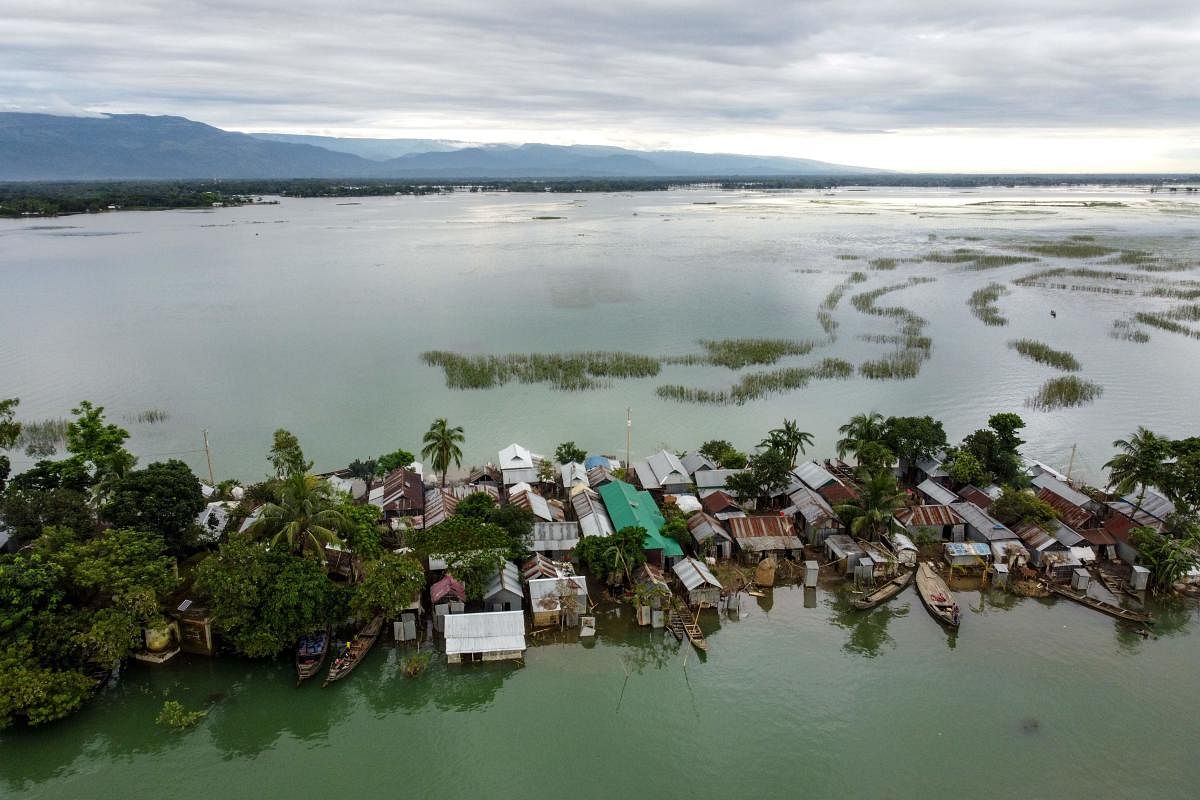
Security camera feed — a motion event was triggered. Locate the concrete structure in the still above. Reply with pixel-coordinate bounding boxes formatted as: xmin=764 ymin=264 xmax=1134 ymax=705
xmin=444 ymin=611 xmax=526 ymax=664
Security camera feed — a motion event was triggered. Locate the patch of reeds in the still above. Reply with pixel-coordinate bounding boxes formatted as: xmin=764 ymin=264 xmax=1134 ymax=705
xmin=656 ymin=358 xmax=854 ymax=405
xmin=1146 ymin=286 xmax=1200 ymax=300
xmin=868 ymin=257 xmax=897 ymax=270
xmin=1165 ymin=303 xmax=1200 ymax=322
xmin=836 ymin=254 xmax=860 ymax=260
xmin=1008 ymin=339 xmax=1080 ymax=371
xmin=1109 ymin=318 xmax=1150 ymax=343
xmin=1020 ymin=241 xmax=1116 ymax=258
xmin=421 ymin=350 xmax=662 ymax=390
xmin=698 ymin=338 xmax=815 ymax=369
xmin=817 ymin=309 xmax=837 ymax=336
xmin=1134 ymin=313 xmax=1200 ymax=340
xmin=922 ymin=249 xmax=980 ymax=263
xmin=852 ymin=277 xmax=936 ymax=380
xmin=1070 ymin=235 xmax=1096 ymax=241
xmin=128 ymin=408 xmax=170 ymax=424
xmin=1027 ymin=377 xmax=1104 ymax=409
xmin=859 ymin=351 xmax=923 ymax=380
xmin=849 ymin=271 xmax=868 ymax=283
xmin=968 ymin=283 xmax=1009 ymax=326
xmin=401 ymin=651 xmax=432 ymax=677
xmin=969 ymin=254 xmax=1038 ymax=270
xmin=15 ymin=418 xmax=68 ymax=457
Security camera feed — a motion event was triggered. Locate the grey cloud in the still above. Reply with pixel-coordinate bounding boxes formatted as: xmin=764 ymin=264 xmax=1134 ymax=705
xmin=0 ymin=0 xmax=1198 ymax=137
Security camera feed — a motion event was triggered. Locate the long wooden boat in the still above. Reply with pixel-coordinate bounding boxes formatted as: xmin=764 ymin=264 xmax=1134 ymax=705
xmin=852 ymin=566 xmax=915 ymax=610
xmin=295 ymin=626 xmax=330 ymax=686
xmin=1043 ymin=582 xmax=1154 ymax=624
xmin=668 ymin=609 xmax=708 ymax=652
xmin=322 ymin=615 xmax=383 ymax=687
xmin=915 ymin=562 xmax=960 ymax=628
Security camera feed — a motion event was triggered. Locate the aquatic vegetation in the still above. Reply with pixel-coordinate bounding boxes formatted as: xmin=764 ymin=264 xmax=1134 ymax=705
xmin=157 ymin=700 xmax=207 ymax=730
xmin=1165 ymin=303 xmax=1200 ymax=322
xmin=868 ymin=258 xmax=897 ymax=270
xmin=14 ymin=417 xmax=68 ymax=457
xmin=697 ymin=338 xmax=815 ymax=369
xmin=1020 ymin=241 xmax=1116 ymax=258
xmin=421 ymin=350 xmax=662 ymax=390
xmin=656 ymin=358 xmax=854 ymax=405
xmin=859 ymin=350 xmax=923 ymax=380
xmin=1146 ymin=286 xmax=1200 ymax=300
xmin=1134 ymin=313 xmax=1200 ymax=340
xmin=401 ymin=650 xmax=432 ymax=677
xmin=1027 ymin=376 xmax=1104 ymax=409
xmin=1110 ymin=318 xmax=1151 ymax=343
xmin=817 ymin=309 xmax=837 ymax=335
xmin=968 ymin=283 xmax=1009 ymax=326
xmin=836 ymin=254 xmax=860 ymax=260
xmin=852 ymin=277 xmax=936 ymax=380
xmin=1008 ymin=339 xmax=1080 ymax=371
xmin=849 ymin=271 xmax=868 ymax=283
xmin=129 ymin=408 xmax=170 ymax=424
xmin=969 ymin=254 xmax=1037 ymax=270
xmin=922 ymin=249 xmax=980 ymax=263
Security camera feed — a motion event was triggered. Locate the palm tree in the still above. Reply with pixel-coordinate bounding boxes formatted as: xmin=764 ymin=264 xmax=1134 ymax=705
xmin=834 ymin=471 xmax=905 ymax=541
xmin=422 ymin=418 xmax=465 ymax=487
xmin=346 ymin=458 xmax=380 ymax=502
xmin=1105 ymin=427 xmax=1169 ymax=515
xmin=246 ymin=472 xmax=347 ymax=558
xmin=837 ymin=412 xmax=886 ymax=461
xmin=761 ymin=419 xmax=814 ymax=466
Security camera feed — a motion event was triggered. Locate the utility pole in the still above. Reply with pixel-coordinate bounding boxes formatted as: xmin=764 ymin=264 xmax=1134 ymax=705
xmin=1066 ymin=443 xmax=1077 ymax=484
xmin=202 ymin=429 xmax=215 ymax=487
xmin=625 ymin=407 xmax=631 ymax=470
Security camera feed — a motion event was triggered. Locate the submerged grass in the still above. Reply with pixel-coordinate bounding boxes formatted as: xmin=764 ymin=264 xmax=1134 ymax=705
xmin=1027 ymin=376 xmax=1104 ymax=409
xmin=421 ymin=350 xmax=662 ymax=390
xmin=1134 ymin=313 xmax=1200 ymax=340
xmin=1020 ymin=241 xmax=1116 ymax=258
xmin=968 ymin=283 xmax=1009 ymax=326
xmin=1110 ymin=318 xmax=1151 ymax=343
xmin=14 ymin=418 xmax=68 ymax=457
xmin=697 ymin=338 xmax=815 ymax=369
xmin=1008 ymin=339 xmax=1080 ymax=371
xmin=851 ymin=277 xmax=937 ymax=380
xmin=656 ymin=358 xmax=854 ymax=405
xmin=868 ymin=258 xmax=897 ymax=270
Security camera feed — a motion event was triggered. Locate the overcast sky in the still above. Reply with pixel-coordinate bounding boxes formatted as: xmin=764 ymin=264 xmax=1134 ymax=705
xmin=2 ymin=0 xmax=1199 ymax=171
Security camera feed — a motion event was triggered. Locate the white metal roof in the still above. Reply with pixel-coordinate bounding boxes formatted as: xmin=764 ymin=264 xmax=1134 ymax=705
xmin=917 ymin=478 xmax=958 ymax=505
xmin=681 ymin=452 xmax=718 ymax=476
xmin=950 ymin=501 xmax=1017 ymax=542
xmin=484 ymin=561 xmax=522 ymax=600
xmin=531 ymin=521 xmax=582 ymax=552
xmin=672 ymin=495 xmax=702 ymax=514
xmin=560 ymin=462 xmax=588 ymax=488
xmin=1031 ymin=474 xmax=1094 ymax=510
xmin=499 ymin=443 xmax=533 ymax=470
xmin=672 ymin=557 xmax=722 ymax=591
xmin=793 ymin=461 xmax=838 ymax=491
xmin=443 ymin=611 xmax=527 ymax=655
xmin=528 ymin=576 xmax=588 ymax=605
xmin=695 ymin=468 xmax=745 ymax=490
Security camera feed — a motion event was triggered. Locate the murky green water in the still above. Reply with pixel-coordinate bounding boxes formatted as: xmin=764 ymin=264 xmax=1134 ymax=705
xmin=3 ymin=187 xmax=1199 ymax=485
xmin=3 ymin=584 xmax=1197 ymax=799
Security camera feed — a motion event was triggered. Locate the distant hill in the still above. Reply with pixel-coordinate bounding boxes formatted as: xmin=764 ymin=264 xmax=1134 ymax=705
xmin=0 ymin=112 xmax=884 ymax=180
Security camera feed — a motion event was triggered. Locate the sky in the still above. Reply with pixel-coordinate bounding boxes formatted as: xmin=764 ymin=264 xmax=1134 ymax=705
xmin=2 ymin=0 xmax=1199 ymax=172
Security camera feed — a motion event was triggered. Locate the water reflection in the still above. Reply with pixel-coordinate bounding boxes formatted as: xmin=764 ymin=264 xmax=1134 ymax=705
xmin=1115 ymin=596 xmax=1195 ymax=652
xmin=826 ymin=591 xmax=908 ymax=658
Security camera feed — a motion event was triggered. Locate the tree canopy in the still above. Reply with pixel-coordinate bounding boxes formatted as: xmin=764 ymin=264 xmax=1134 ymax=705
xmin=421 ymin=419 xmax=464 ymax=487
xmin=377 ymin=447 xmax=416 ymax=474
xmin=267 ymin=429 xmax=311 ymax=479
xmin=554 ymin=441 xmax=587 ymax=465
xmin=574 ymin=525 xmax=646 ymax=585
xmin=697 ymin=440 xmax=747 ymax=469
xmin=102 ymin=460 xmax=206 ymax=555
xmin=350 ymin=553 xmax=425 ymax=619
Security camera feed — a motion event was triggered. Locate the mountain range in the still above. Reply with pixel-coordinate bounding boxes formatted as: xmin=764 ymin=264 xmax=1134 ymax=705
xmin=0 ymin=112 xmax=883 ymax=181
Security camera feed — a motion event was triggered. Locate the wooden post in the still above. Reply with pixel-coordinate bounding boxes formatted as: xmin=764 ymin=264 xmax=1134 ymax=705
xmin=202 ymin=429 xmax=215 ymax=487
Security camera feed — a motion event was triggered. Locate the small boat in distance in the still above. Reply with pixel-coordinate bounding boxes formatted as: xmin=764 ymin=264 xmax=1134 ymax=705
xmin=852 ymin=566 xmax=915 ymax=610
xmin=295 ymin=626 xmax=330 ymax=686
xmin=322 ymin=615 xmax=384 ymax=687
xmin=915 ymin=562 xmax=960 ymax=628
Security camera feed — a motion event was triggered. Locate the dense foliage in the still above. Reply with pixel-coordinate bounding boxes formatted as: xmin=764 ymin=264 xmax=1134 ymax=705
xmin=990 ymin=487 xmax=1060 ymax=530
xmin=102 ymin=460 xmax=206 ymax=555
xmin=697 ymin=439 xmax=747 ymax=469
xmin=554 ymin=441 xmax=587 ymax=465
xmin=574 ymin=526 xmax=647 ymax=585
xmin=349 ymin=553 xmax=425 ymax=619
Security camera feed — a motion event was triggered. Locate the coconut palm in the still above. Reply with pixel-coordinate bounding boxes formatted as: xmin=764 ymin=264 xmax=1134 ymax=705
xmin=422 ymin=418 xmax=465 ymax=487
xmin=761 ymin=419 xmax=814 ymax=466
xmin=1105 ymin=427 xmax=1170 ymax=515
xmin=834 ymin=470 xmax=905 ymax=541
xmin=837 ymin=412 xmax=886 ymax=461
xmin=246 ymin=472 xmax=347 ymax=558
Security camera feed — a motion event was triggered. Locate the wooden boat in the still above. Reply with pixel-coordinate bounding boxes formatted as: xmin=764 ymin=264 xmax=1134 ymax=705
xmin=322 ymin=615 xmax=383 ymax=687
xmin=852 ymin=566 xmax=915 ymax=610
xmin=667 ymin=608 xmax=708 ymax=652
xmin=1043 ymin=582 xmax=1154 ymax=624
xmin=915 ymin=562 xmax=960 ymax=628
xmin=295 ymin=626 xmax=330 ymax=686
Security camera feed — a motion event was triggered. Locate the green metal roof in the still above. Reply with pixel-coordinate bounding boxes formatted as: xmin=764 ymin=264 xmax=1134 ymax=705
xmin=597 ymin=480 xmax=683 ymax=557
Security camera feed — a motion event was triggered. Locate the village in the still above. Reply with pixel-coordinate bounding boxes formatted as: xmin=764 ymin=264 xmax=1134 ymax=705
xmin=167 ymin=414 xmax=1197 ymax=684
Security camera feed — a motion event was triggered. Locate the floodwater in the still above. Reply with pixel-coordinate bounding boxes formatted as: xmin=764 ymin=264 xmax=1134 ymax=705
xmin=2 ymin=583 xmax=1198 ymax=799
xmin=2 ymin=186 xmax=1199 ymax=483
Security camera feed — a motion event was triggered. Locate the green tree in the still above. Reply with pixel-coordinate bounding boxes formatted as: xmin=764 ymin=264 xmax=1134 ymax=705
xmin=193 ymin=534 xmax=337 ymax=658
xmin=376 ymin=448 xmax=416 ymax=474
xmin=0 ymin=398 xmax=19 ymax=493
xmin=555 ymin=441 xmax=587 ymax=465
xmin=662 ymin=516 xmax=690 ymax=549
xmin=267 ymin=429 xmax=311 ymax=479
xmin=421 ymin=418 xmax=464 ymax=487
xmin=574 ymin=525 xmax=647 ymax=585
xmin=836 ymin=411 xmax=886 ymax=461
xmin=102 ymin=460 xmax=206 ymax=555
xmin=834 ymin=471 xmax=905 ymax=540
xmin=988 ymin=413 xmax=1026 ymax=454
xmin=1 ymin=462 xmax=96 ymax=545
xmin=338 ymin=499 xmax=384 ymax=560
xmin=760 ymin=419 xmax=814 ymax=466
xmin=1105 ymin=427 xmax=1171 ymax=516
xmin=65 ymin=401 xmax=135 ymax=500
xmin=947 ymin=450 xmax=988 ymax=487
xmin=1163 ymin=438 xmax=1200 ymax=514
xmin=697 ymin=440 xmax=747 ymax=469
xmin=245 ymin=473 xmax=347 ymax=559
xmin=1130 ymin=526 xmax=1199 ymax=594
xmin=854 ymin=441 xmax=896 ymax=475
xmin=350 ymin=553 xmax=425 ymax=619
xmin=346 ymin=458 xmax=381 ymax=501
xmin=407 ymin=514 xmax=512 ymax=599
xmin=726 ymin=447 xmax=793 ymax=506
xmin=989 ymin=487 xmax=1059 ymax=530
xmin=455 ymin=491 xmax=497 ymax=519
xmin=883 ymin=415 xmax=947 ymax=479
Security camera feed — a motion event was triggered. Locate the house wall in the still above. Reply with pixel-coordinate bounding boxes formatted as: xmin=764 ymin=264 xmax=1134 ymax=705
xmin=484 ymin=591 xmax=523 ymax=612
xmin=1116 ymin=540 xmax=1137 ymax=565
xmin=447 ymin=648 xmax=525 ymax=664
xmin=688 ymin=587 xmax=722 ymax=608
xmin=531 ymin=609 xmax=560 ymax=627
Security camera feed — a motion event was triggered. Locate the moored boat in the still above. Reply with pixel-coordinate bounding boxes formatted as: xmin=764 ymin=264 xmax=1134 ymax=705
xmin=915 ymin=562 xmax=960 ymax=628
xmin=322 ymin=615 xmax=383 ymax=687
xmin=851 ymin=566 xmax=915 ymax=610
xmin=1043 ymin=581 xmax=1154 ymax=624
xmin=295 ymin=626 xmax=330 ymax=686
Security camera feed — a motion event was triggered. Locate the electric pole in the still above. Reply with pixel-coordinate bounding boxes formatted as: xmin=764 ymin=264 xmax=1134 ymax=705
xmin=202 ymin=429 xmax=215 ymax=487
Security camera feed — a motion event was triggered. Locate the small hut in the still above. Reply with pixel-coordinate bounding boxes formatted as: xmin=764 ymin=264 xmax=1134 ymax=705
xmin=528 ymin=576 xmax=589 ymax=627
xmin=444 ymin=611 xmax=526 ymax=664
xmin=483 ymin=561 xmax=523 ymax=612
xmin=673 ymin=557 xmax=723 ymax=608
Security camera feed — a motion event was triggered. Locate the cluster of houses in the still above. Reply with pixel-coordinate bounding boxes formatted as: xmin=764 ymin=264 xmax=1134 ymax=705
xmin=189 ymin=440 xmax=1181 ymax=663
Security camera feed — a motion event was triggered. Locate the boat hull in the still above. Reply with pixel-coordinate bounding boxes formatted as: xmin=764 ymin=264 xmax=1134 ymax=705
xmin=851 ymin=567 xmax=915 ymax=610
xmin=915 ymin=563 xmax=960 ymax=628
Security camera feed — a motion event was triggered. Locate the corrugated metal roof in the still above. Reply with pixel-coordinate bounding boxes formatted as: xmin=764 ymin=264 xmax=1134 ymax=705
xmin=950 ymin=501 xmax=1016 ymax=542
xmin=695 ymin=468 xmax=745 ymax=490
xmin=957 ymin=485 xmax=994 ymax=509
xmin=422 ymin=488 xmax=459 ymax=528
xmin=1035 ymin=488 xmax=1094 ymax=530
xmin=1076 ymin=528 xmax=1117 ymax=547
xmin=597 ymin=480 xmax=683 ymax=557
xmin=528 ymin=576 xmax=588 ymax=607
xmin=484 ymin=561 xmax=522 ymax=600
xmin=509 ymin=488 xmax=559 ymax=522
xmin=728 ymin=516 xmax=802 ymax=551
xmin=531 ymin=521 xmax=582 ymax=552
xmin=1014 ymin=521 xmax=1057 ymax=552
xmin=521 ymin=553 xmax=564 ymax=580
xmin=701 ymin=490 xmax=741 ymax=515
xmin=788 ymin=485 xmax=837 ymax=526
xmin=646 ymin=450 xmax=689 ymax=487
xmin=1119 ymin=489 xmax=1173 ymax=522
xmin=681 ymin=452 xmax=718 ymax=476
xmin=686 ymin=512 xmax=729 ymax=543
xmin=672 ymin=557 xmax=722 ymax=591
xmin=499 ymin=443 xmax=533 ymax=470
xmin=1031 ymin=474 xmax=1094 ymax=510
xmin=818 ymin=483 xmax=856 ymax=505
xmin=586 ymin=465 xmax=613 ymax=487
xmin=560 ymin=462 xmax=588 ymax=489
xmin=916 ymin=478 xmax=958 ymax=505
xmin=430 ymin=574 xmax=467 ymax=605
xmin=916 ymin=455 xmax=948 ymax=479
xmin=571 ymin=488 xmax=615 ymax=537
xmin=897 ymin=504 xmax=965 ymax=527
xmin=825 ymin=534 xmax=864 ymax=560
xmin=444 ymin=611 xmax=526 ymax=655
xmin=793 ymin=461 xmax=838 ymax=490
